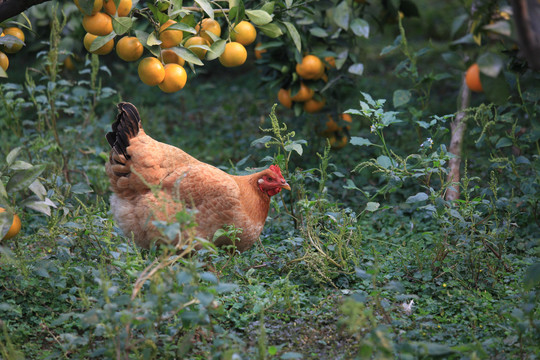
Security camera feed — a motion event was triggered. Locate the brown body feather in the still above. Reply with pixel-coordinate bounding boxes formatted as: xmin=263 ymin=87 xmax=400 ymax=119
xmin=105 ymin=102 xmax=282 ymax=252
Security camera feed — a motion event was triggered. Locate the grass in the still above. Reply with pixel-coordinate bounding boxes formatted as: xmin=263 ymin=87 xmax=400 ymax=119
xmin=1 ymin=5 xmax=539 ymax=358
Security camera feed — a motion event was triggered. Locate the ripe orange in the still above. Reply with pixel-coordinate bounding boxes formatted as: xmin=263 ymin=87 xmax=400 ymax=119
xmin=296 ymin=54 xmax=324 ymax=80
xmin=324 ymin=56 xmax=336 ymax=68
xmin=103 ymin=0 xmax=132 ymax=16
xmin=195 ymin=18 xmax=221 ymax=44
xmin=1 ymin=27 xmax=25 ymax=54
xmin=219 ymin=42 xmax=247 ymax=67
xmin=323 ymin=115 xmax=340 ymax=136
xmin=161 ymin=49 xmax=185 ymax=66
xmin=340 ymin=113 xmax=352 ymax=130
xmin=83 ymin=12 xmax=113 ymax=36
xmin=0 ymin=208 xmax=21 ymax=241
xmin=254 ymin=42 xmax=267 ymax=59
xmin=138 ymin=57 xmax=165 ymax=86
xmin=158 ymin=63 xmax=187 ymax=93
xmin=278 ymin=88 xmax=292 ymax=108
xmin=0 ymin=51 xmax=8 ymax=71
xmin=83 ymin=33 xmax=114 ymax=55
xmin=290 ymin=82 xmax=314 ymax=102
xmin=116 ymin=36 xmax=143 ymax=61
xmin=74 ymin=0 xmax=103 ymax=14
xmin=330 ymin=135 xmax=348 ymax=149
xmin=465 ymin=63 xmax=483 ymax=93
xmin=159 ymin=20 xmax=183 ymax=49
xmin=184 ymin=36 xmax=209 ymax=59
xmin=63 ymin=55 xmax=75 ymax=70
xmin=231 ymin=21 xmax=257 ymax=46
xmin=303 ymin=97 xmax=326 ymax=113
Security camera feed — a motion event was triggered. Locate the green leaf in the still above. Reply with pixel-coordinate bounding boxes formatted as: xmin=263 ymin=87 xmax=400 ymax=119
xmin=441 ymin=52 xmax=466 ymax=71
xmin=524 ymin=262 xmax=540 ymax=290
xmin=309 ymin=27 xmax=328 ymax=38
xmin=195 ymin=0 xmax=214 ymax=19
xmin=77 ymin=0 xmax=96 ymax=15
xmin=71 ymin=182 xmax=93 ymax=194
xmin=147 ymin=32 xmax=162 ymax=46
xmin=281 ymin=352 xmax=303 ymax=359
xmin=112 ymin=17 xmax=133 ymax=36
xmin=477 ymin=53 xmax=504 ymax=78
xmin=9 ymin=161 xmax=33 ymax=170
xmin=0 ymin=211 xmax=12 ymax=240
xmin=350 ymin=18 xmax=369 ymax=38
xmin=258 ymin=23 xmax=283 ymax=38
xmin=245 ymin=10 xmax=273 ymax=25
xmin=251 ymin=135 xmax=273 ymax=147
xmin=365 ymin=202 xmax=380 ymax=212
xmin=89 ymin=33 xmax=116 ymax=52
xmin=171 ymin=47 xmax=204 ymax=66
xmin=165 ymin=22 xmax=197 ymax=34
xmin=29 ymin=180 xmax=47 ymax=200
xmin=483 ymin=21 xmax=511 ymax=37
xmin=495 ymin=137 xmax=513 ymax=148
xmin=481 ymin=73 xmax=510 ymax=105
xmin=6 ymin=165 xmax=46 ymax=193
xmin=147 ymin=3 xmax=169 ymax=25
xmin=0 ymin=180 xmax=7 ymax=199
xmin=23 ymin=199 xmax=51 ymax=216
xmin=206 ymin=39 xmax=226 ymax=60
xmin=393 ymin=89 xmax=411 ymax=108
xmin=261 ymin=2 xmax=275 ymax=14
xmin=268 ymin=346 xmax=278 ymax=356
xmin=333 ymin=1 xmax=350 ymax=30
xmin=284 ymin=142 xmax=303 ymax=156
xmin=377 ymin=155 xmax=393 ymax=169
xmin=283 ymin=22 xmax=301 ymax=53
xmin=6 ymin=147 xmax=21 ymax=166
xmin=406 ymin=192 xmax=428 ymax=203
xmin=350 ymin=137 xmax=373 ymax=146
xmin=348 ymin=63 xmax=364 ymax=75
xmin=0 ymin=67 xmax=6 ymax=78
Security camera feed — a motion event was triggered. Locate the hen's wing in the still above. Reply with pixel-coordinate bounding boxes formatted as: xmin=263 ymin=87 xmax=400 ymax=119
xmin=105 ymin=102 xmax=196 ymax=197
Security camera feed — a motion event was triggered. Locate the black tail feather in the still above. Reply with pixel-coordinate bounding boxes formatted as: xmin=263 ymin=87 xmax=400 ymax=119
xmin=106 ymin=102 xmax=142 ymax=159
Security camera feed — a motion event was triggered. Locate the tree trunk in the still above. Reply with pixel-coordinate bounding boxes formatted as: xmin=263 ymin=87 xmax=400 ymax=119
xmin=0 ymin=0 xmax=51 ymax=23
xmin=511 ymin=0 xmax=540 ymax=71
xmin=445 ymin=73 xmax=471 ymax=201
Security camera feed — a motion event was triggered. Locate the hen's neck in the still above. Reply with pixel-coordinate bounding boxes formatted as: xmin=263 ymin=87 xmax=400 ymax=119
xmin=234 ymin=174 xmax=271 ymax=225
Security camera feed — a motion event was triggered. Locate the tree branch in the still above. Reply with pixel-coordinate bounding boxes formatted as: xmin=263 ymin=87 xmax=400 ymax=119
xmin=0 ymin=0 xmax=51 ymax=23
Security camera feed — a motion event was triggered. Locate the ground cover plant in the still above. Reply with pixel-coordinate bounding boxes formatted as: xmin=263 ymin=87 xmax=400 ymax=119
xmin=0 ymin=0 xmax=539 ymax=359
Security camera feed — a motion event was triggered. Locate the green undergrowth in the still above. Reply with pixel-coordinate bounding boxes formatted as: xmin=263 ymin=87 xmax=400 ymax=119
xmin=1 ymin=5 xmax=539 ymax=359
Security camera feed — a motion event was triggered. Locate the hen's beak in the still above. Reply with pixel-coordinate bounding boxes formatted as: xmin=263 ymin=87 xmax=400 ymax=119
xmin=281 ymin=181 xmax=291 ymax=191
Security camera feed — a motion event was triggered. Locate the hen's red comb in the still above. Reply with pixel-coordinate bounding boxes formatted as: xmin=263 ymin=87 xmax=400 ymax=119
xmin=269 ymin=165 xmax=283 ymax=178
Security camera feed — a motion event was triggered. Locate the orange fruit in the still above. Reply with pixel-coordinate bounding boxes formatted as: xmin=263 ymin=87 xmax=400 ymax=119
xmin=161 ymin=49 xmax=185 ymax=66
xmin=323 ymin=115 xmax=340 ymax=136
xmin=330 ymin=135 xmax=348 ymax=149
xmin=195 ymin=18 xmax=221 ymax=44
xmin=296 ymin=54 xmax=324 ymax=80
xmin=231 ymin=21 xmax=257 ymax=46
xmin=83 ymin=12 xmax=113 ymax=36
xmin=278 ymin=88 xmax=292 ymax=108
xmin=290 ymin=82 xmax=314 ymax=102
xmin=303 ymin=97 xmax=326 ymax=113
xmin=74 ymin=0 xmax=103 ymax=14
xmin=184 ymin=36 xmax=209 ymax=59
xmin=0 ymin=51 xmax=8 ymax=71
xmin=254 ymin=42 xmax=267 ymax=59
xmin=465 ymin=63 xmax=483 ymax=93
xmin=1 ymin=27 xmax=25 ymax=54
xmin=159 ymin=20 xmax=183 ymax=49
xmin=324 ymin=56 xmax=336 ymax=68
xmin=219 ymin=42 xmax=247 ymax=67
xmin=83 ymin=33 xmax=114 ymax=55
xmin=63 ymin=55 xmax=75 ymax=70
xmin=0 ymin=208 xmax=21 ymax=241
xmin=158 ymin=63 xmax=187 ymax=93
xmin=116 ymin=36 xmax=143 ymax=61
xmin=103 ymin=0 xmax=132 ymax=16
xmin=138 ymin=57 xmax=165 ymax=86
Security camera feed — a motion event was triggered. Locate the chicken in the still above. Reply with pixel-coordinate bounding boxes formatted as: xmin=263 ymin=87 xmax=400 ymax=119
xmin=105 ymin=102 xmax=290 ymax=252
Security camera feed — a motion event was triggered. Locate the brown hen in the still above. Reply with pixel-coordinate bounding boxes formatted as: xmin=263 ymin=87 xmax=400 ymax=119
xmin=105 ymin=102 xmax=290 ymax=252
